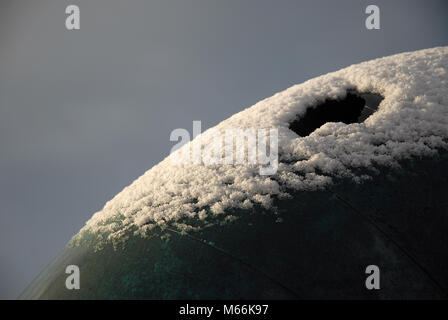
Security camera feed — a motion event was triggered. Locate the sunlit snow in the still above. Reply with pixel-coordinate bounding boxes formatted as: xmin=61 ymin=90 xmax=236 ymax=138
xmin=71 ymin=47 xmax=448 ymax=247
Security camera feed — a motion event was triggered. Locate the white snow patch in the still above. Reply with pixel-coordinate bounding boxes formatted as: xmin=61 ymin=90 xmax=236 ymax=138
xmin=72 ymin=47 xmax=448 ymax=245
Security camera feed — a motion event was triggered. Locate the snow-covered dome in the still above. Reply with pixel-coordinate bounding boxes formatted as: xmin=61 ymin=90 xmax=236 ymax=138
xmin=71 ymin=47 xmax=448 ymax=248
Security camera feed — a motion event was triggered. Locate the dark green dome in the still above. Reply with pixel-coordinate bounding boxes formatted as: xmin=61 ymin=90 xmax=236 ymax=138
xmin=20 ymin=152 xmax=448 ymax=299
xmin=20 ymin=48 xmax=448 ymax=299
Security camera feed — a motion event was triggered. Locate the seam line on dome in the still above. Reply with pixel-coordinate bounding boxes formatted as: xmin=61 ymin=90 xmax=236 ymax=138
xmin=165 ymin=227 xmax=302 ymax=299
xmin=333 ymin=192 xmax=448 ymax=298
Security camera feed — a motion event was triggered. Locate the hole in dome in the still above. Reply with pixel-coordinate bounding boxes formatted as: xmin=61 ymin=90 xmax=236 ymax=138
xmin=289 ymin=90 xmax=384 ymax=137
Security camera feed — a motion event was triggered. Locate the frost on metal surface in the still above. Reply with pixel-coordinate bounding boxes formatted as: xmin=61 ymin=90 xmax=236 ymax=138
xmin=70 ymin=47 xmax=448 ymax=248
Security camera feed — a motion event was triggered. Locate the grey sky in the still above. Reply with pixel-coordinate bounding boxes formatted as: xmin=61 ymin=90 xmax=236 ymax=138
xmin=0 ymin=0 xmax=447 ymax=299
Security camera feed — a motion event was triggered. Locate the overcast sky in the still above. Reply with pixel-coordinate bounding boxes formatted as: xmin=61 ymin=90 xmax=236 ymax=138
xmin=0 ymin=0 xmax=447 ymax=299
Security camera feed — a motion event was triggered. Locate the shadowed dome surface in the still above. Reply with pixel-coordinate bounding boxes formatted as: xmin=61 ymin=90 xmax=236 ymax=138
xmin=21 ymin=47 xmax=448 ymax=299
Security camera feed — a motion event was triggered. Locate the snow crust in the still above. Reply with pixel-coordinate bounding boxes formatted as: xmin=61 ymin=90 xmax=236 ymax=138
xmin=71 ymin=47 xmax=448 ymax=245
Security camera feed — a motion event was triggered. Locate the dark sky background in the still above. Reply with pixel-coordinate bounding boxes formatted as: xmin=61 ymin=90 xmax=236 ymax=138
xmin=0 ymin=0 xmax=447 ymax=299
